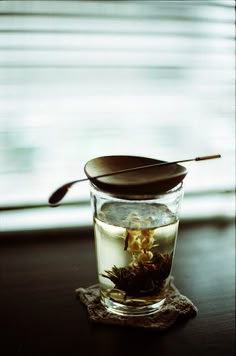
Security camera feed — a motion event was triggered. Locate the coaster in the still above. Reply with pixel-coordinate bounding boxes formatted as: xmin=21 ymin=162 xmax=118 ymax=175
xmin=75 ymin=279 xmax=197 ymax=330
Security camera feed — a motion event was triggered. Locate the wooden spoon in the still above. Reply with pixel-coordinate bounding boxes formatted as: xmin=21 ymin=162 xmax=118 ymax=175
xmin=48 ymin=154 xmax=221 ymax=205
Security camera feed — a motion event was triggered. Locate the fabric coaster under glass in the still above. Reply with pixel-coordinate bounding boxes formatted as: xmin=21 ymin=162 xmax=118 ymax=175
xmin=75 ymin=278 xmax=197 ymax=330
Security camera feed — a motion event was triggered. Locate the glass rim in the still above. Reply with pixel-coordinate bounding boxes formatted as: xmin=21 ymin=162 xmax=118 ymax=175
xmin=90 ymin=181 xmax=183 ymax=201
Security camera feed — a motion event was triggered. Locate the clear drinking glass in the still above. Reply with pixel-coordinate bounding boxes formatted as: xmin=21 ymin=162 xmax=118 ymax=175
xmin=90 ymin=182 xmax=184 ymax=317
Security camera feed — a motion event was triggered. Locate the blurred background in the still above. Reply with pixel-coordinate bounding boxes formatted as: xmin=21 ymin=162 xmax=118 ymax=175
xmin=0 ymin=0 xmax=235 ymax=232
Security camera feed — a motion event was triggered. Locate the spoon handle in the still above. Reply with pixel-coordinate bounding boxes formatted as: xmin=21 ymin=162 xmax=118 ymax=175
xmin=195 ymin=154 xmax=221 ymax=161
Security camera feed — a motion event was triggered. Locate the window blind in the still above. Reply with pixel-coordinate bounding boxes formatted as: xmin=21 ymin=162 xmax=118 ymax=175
xmin=0 ymin=0 xmax=234 ymax=230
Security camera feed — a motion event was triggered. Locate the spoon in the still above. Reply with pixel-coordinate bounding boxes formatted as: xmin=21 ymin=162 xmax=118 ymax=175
xmin=48 ymin=154 xmax=221 ymax=205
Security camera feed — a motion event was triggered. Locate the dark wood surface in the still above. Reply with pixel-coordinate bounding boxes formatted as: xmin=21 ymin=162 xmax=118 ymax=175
xmin=0 ymin=221 xmax=235 ymax=356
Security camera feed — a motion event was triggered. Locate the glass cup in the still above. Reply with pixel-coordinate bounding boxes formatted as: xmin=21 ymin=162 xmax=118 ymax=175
xmin=90 ymin=182 xmax=184 ymax=317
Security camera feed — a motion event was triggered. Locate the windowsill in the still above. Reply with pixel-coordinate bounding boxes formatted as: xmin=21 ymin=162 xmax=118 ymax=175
xmin=0 ymin=193 xmax=234 ymax=233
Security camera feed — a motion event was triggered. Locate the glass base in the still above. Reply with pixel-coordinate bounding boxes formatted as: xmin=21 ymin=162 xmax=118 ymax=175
xmin=101 ymin=296 xmax=166 ymax=317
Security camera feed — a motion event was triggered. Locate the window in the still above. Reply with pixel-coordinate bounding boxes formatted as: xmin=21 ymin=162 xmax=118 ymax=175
xmin=0 ymin=1 xmax=235 ymax=231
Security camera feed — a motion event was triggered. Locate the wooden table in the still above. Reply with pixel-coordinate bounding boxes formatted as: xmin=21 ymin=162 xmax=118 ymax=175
xmin=0 ymin=221 xmax=235 ymax=356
